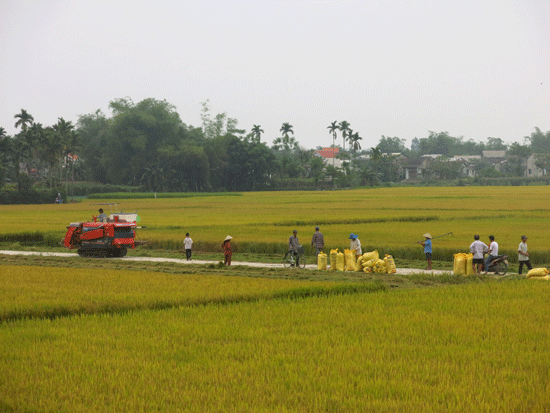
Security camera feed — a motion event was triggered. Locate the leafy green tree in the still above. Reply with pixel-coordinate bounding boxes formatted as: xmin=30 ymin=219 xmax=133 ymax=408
xmin=0 ymin=127 xmax=11 ymax=187
xmin=309 ymin=156 xmax=325 ymax=186
xmin=377 ymin=136 xmax=406 ymax=153
xmin=324 ymin=164 xmax=339 ymax=188
xmin=103 ymin=98 xmax=184 ymax=185
xmin=505 ymin=142 xmax=531 ymax=176
xmin=358 ymin=163 xmax=381 ymax=187
xmin=429 ymin=157 xmax=462 ymax=180
xmin=485 ymin=137 xmax=507 ymax=150
xmin=526 ymin=127 xmax=550 ymax=153
xmin=77 ymin=109 xmax=110 ymax=182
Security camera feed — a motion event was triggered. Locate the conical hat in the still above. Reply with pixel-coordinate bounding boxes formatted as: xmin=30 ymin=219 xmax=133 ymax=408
xmin=224 ymin=235 xmax=233 ymax=241
xmin=423 ymin=233 xmax=432 ymax=239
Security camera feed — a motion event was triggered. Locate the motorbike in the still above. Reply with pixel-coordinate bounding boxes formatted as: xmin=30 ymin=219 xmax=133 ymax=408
xmin=484 ymin=254 xmax=508 ymax=275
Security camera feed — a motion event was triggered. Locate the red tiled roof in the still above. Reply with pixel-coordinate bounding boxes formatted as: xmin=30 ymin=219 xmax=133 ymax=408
xmin=315 ymin=147 xmax=339 ymax=159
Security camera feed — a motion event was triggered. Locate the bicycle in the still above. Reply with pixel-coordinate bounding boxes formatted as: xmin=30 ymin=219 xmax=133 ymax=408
xmin=282 ymin=245 xmax=306 ymax=268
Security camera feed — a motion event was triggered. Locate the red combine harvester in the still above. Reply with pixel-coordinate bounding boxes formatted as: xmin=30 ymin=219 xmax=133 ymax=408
xmin=63 ymin=212 xmax=142 ymax=258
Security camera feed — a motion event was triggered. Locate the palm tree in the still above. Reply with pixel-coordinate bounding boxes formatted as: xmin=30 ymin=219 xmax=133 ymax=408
xmin=359 ymin=164 xmax=381 ymax=187
xmin=14 ymin=109 xmax=34 ymax=132
xmin=349 ymin=132 xmax=362 ymax=152
xmin=251 ymin=125 xmax=264 ymax=143
xmin=327 ymin=121 xmax=339 ymax=166
xmin=338 ymin=121 xmax=350 ymax=152
xmin=370 ymin=147 xmax=382 ymax=163
xmin=280 ymin=122 xmax=294 ymax=139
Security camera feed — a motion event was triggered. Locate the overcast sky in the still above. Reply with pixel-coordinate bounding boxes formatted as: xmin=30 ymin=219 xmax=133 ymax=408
xmin=1 ymin=0 xmax=549 ymax=150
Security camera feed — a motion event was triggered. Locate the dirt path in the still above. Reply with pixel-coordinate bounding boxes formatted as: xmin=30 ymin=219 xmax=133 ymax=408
xmin=0 ymin=250 xmax=453 ymax=275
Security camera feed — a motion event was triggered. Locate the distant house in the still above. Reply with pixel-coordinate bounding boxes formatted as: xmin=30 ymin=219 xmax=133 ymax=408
xmin=452 ymin=155 xmax=481 ymax=177
xmin=524 ymin=154 xmax=546 ymax=177
xmin=482 ymin=150 xmax=506 ymax=159
xmin=402 ymin=155 xmax=442 ymax=181
xmin=482 ymin=150 xmax=508 ymax=173
xmin=314 ymin=147 xmax=342 ymax=169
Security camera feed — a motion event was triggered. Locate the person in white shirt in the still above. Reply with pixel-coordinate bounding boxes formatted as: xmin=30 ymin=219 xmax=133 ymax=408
xmin=484 ymin=235 xmax=499 ymax=274
xmin=184 ymin=233 xmax=193 ymax=261
xmin=349 ymin=233 xmax=362 ymax=258
xmin=469 ymin=234 xmax=488 ymax=275
xmin=518 ymin=235 xmax=532 ymax=275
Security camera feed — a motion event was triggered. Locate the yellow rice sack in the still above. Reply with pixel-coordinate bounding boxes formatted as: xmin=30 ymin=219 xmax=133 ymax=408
xmin=465 ymin=254 xmax=475 ymax=276
xmin=330 ymin=249 xmax=338 ymax=271
xmin=363 ymin=266 xmax=373 ymax=273
xmin=528 ymin=275 xmax=550 ymax=280
xmin=344 ymin=249 xmax=357 ymax=271
xmin=526 ymin=268 xmax=549 ymax=278
xmin=373 ymin=259 xmax=387 ymax=273
xmin=362 ymin=259 xmax=376 ymax=268
xmin=336 ymin=252 xmax=345 ymax=271
xmin=317 ymin=252 xmax=328 ymax=270
xmin=355 ymin=256 xmax=364 ymax=272
xmin=384 ymin=254 xmax=397 ymax=273
xmin=363 ymin=250 xmax=379 ymax=261
xmin=453 ymin=253 xmax=466 ymax=275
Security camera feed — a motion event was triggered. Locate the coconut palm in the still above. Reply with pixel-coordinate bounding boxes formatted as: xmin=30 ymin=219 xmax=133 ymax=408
xmin=370 ymin=147 xmax=382 ymax=163
xmin=327 ymin=121 xmax=339 ymax=166
xmin=251 ymin=125 xmax=264 ymax=143
xmin=280 ymin=122 xmax=294 ymax=139
xmin=14 ymin=109 xmax=34 ymax=132
xmin=327 ymin=121 xmax=338 ymax=147
xmin=349 ymin=132 xmax=363 ymax=152
xmin=338 ymin=121 xmax=350 ymax=152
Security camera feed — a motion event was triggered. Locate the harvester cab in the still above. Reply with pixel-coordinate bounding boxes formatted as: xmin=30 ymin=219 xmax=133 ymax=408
xmin=62 ymin=205 xmax=144 ymax=258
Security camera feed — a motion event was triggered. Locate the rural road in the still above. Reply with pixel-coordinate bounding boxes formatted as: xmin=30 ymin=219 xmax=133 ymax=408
xmin=0 ymin=250 xmax=453 ymax=275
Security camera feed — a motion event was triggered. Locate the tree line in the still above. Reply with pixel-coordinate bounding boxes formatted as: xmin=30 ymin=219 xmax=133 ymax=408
xmin=1 ymin=97 xmax=549 ymax=194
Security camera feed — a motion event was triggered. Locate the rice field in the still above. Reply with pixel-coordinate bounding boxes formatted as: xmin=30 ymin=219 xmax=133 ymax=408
xmin=1 ymin=274 xmax=549 ymax=412
xmin=0 ymin=265 xmax=383 ymax=322
xmin=1 ymin=186 xmax=550 ymax=261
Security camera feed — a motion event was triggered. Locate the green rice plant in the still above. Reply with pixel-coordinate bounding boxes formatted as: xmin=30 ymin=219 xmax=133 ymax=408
xmin=1 ymin=281 xmax=549 ymax=412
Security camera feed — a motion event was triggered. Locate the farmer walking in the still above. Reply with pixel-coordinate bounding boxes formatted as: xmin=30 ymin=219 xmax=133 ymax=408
xmin=311 ymin=226 xmax=324 ymax=256
xmin=469 ymin=234 xmax=488 ymax=275
xmin=419 ymin=233 xmax=432 ymax=270
xmin=518 ymin=235 xmax=532 ymax=275
xmin=222 ymin=235 xmax=233 ymax=266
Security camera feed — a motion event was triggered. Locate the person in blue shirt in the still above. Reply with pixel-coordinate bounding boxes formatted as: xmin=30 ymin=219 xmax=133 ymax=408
xmin=419 ymin=233 xmax=432 ymax=270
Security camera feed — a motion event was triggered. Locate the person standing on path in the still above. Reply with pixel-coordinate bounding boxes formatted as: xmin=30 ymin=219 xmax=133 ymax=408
xmin=222 ymin=235 xmax=233 ymax=266
xmin=419 ymin=233 xmax=432 ymax=270
xmin=349 ymin=233 xmax=362 ymax=259
xmin=484 ymin=235 xmax=498 ymax=274
xmin=469 ymin=234 xmax=488 ymax=275
xmin=289 ymin=230 xmax=301 ymax=267
xmin=311 ymin=226 xmax=324 ymax=256
xmin=183 ymin=233 xmax=193 ymax=261
xmin=518 ymin=235 xmax=532 ymax=275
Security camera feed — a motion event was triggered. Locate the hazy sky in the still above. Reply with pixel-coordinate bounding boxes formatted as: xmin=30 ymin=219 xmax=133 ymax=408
xmin=1 ymin=0 xmax=549 ymax=150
